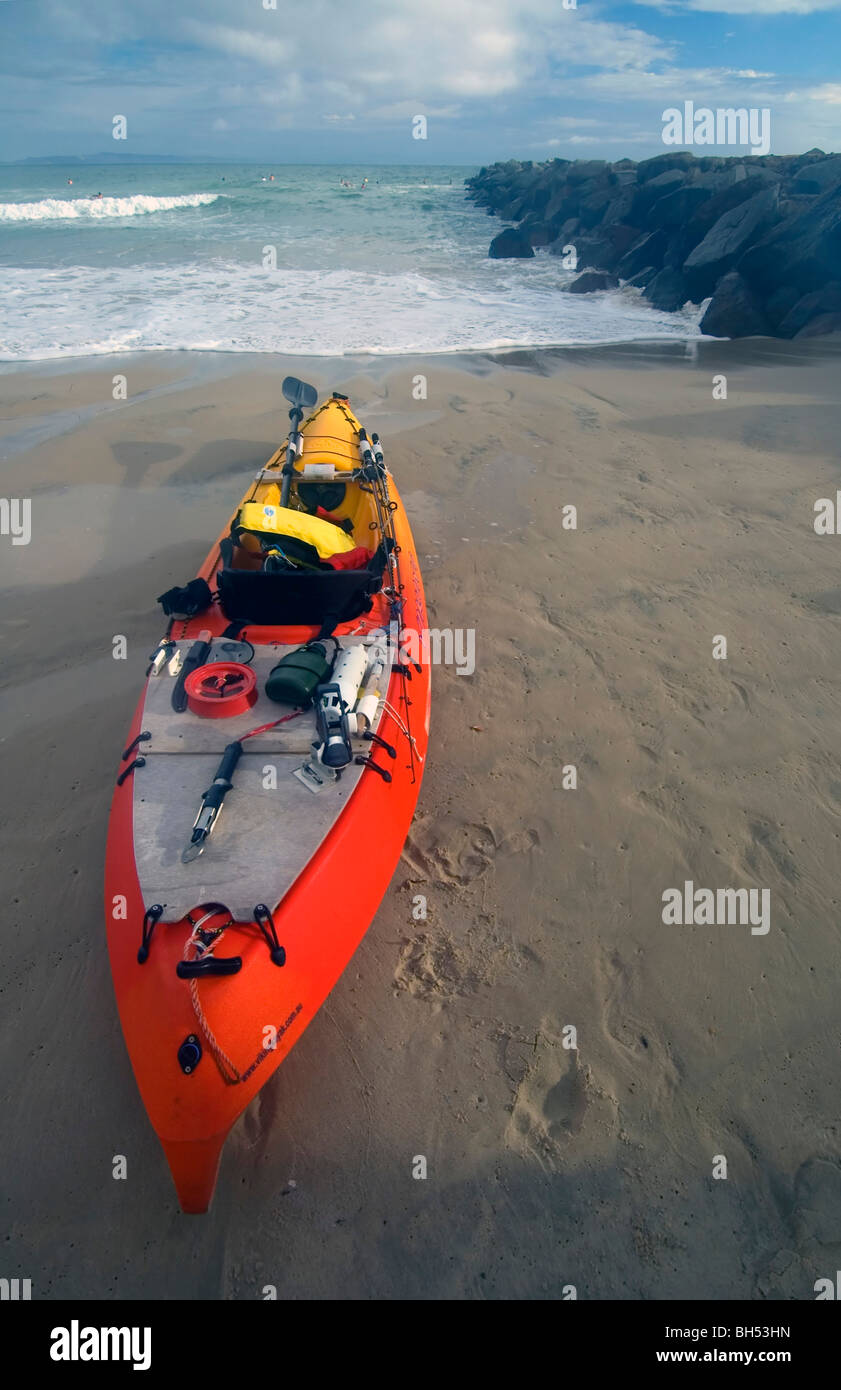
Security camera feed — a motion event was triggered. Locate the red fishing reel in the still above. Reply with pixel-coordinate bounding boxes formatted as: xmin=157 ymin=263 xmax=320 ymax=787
xmin=184 ymin=663 xmax=258 ymax=718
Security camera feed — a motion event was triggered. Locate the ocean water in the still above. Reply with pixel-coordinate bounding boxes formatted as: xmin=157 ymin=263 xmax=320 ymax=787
xmin=0 ymin=163 xmax=703 ymax=361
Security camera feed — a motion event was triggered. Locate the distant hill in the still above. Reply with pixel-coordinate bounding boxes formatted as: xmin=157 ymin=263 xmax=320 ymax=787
xmin=6 ymin=153 xmax=250 ymax=166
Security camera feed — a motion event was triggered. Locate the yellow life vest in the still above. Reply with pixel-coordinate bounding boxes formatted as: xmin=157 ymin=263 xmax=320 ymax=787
xmin=234 ymin=501 xmax=356 ymax=559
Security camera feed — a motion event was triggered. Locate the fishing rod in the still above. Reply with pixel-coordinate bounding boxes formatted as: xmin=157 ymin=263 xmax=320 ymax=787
xmin=357 ymin=429 xmax=402 ymax=620
xmin=357 ymin=428 xmax=420 ymax=783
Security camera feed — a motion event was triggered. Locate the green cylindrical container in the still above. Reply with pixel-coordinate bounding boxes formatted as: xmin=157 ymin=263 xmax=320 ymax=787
xmin=265 ymin=641 xmax=334 ymax=706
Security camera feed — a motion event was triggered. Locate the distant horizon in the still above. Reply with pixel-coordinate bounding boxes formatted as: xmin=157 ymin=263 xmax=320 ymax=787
xmin=2 ymin=148 xmax=836 ymax=170
xmin=0 ymin=155 xmax=478 ymax=167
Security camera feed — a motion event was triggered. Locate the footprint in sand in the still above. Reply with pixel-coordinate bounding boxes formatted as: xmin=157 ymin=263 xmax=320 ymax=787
xmin=792 ymin=1157 xmax=841 ymax=1247
xmin=402 ymin=818 xmax=539 ymax=887
xmin=543 ymin=1061 xmax=590 ymax=1139
xmin=572 ymin=404 xmax=600 ymax=432
xmin=596 ymin=949 xmax=680 ymax=1102
xmin=742 ymin=817 xmax=799 ymax=886
xmin=393 ymin=928 xmax=481 ymax=999
xmin=505 ymin=1031 xmax=615 ymax=1170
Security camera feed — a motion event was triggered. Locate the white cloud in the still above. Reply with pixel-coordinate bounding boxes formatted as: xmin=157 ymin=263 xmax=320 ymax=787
xmin=367 ymin=101 xmax=464 ymax=120
xmin=180 ymin=22 xmax=291 ymax=67
xmin=2 ymin=0 xmax=838 ymax=160
xmin=783 ymin=83 xmax=841 ymax=103
xmin=545 ymin=116 xmax=615 ymax=128
xmin=808 ymin=83 xmax=841 ymax=103
xmin=538 ymin=130 xmax=654 ymax=146
xmin=634 ymin=0 xmax=840 ymax=11
xmin=541 ymin=16 xmax=676 ymax=70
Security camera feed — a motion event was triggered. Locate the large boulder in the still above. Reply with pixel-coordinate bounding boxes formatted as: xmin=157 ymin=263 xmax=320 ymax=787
xmin=604 ymin=222 xmax=643 ymax=257
xmin=625 ymin=266 xmax=657 ymax=289
xmin=795 ymin=311 xmax=841 ymax=338
xmin=616 ymin=228 xmax=668 ymax=279
xmin=562 ymin=233 xmax=617 ymax=272
xmin=765 ymin=284 xmax=802 ymax=329
xmin=488 ymin=227 xmax=534 ymax=258
xmin=636 ymin=151 xmax=697 ymax=183
xmin=564 ymin=222 xmax=642 ymax=272
xmin=699 ymin=271 xmax=771 ymax=338
xmin=520 ymin=184 xmax=552 ymax=217
xmin=684 ymin=186 xmax=781 ymax=298
xmin=791 ymin=148 xmax=826 ymax=169
xmin=689 ymin=173 xmax=781 ymax=235
xmin=554 ymin=216 xmax=581 ymax=241
xmin=564 ymin=271 xmax=619 ymax=293
xmin=578 ymin=187 xmax=613 ymax=228
xmin=792 ymin=155 xmax=841 ymax=195
xmin=543 ymin=187 xmax=580 ymax=227
xmin=630 ymin=169 xmax=689 ymax=224
xmin=522 ymin=221 xmax=555 ymax=248
xmin=566 ymin=160 xmax=609 ymax=184
xmin=663 ymin=224 xmax=707 ymax=268
xmin=693 ymin=164 xmax=749 ymax=192
xmin=647 ymin=185 xmax=712 ymax=228
xmin=738 ymin=182 xmax=841 ymax=297
xmin=644 ymin=267 xmax=690 ymax=311
xmin=602 ymin=185 xmax=637 ymax=224
xmin=777 ymin=281 xmax=841 ymax=337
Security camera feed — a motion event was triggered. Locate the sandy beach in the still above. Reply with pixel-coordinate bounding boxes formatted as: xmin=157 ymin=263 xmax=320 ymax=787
xmin=2 ymin=338 xmax=840 ymax=1299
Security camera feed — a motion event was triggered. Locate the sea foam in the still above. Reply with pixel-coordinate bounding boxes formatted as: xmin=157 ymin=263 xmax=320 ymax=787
xmin=0 ymin=192 xmax=221 ymax=222
xmin=0 ymin=259 xmax=704 ymax=360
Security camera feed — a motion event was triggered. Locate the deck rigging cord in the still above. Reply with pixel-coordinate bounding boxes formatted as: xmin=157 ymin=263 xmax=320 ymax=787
xmin=180 ymin=907 xmax=243 ymax=1084
xmin=179 ymin=902 xmax=288 ymax=1085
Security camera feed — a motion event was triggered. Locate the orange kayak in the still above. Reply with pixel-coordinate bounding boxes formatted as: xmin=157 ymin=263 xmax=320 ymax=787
xmin=105 ymin=386 xmax=430 ymax=1212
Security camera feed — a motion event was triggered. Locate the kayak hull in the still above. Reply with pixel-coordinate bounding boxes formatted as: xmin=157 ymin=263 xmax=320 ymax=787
xmin=105 ymin=398 xmax=430 ymax=1211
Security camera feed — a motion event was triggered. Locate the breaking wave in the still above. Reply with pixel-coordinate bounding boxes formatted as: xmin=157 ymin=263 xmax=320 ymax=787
xmin=0 ymin=192 xmax=221 ymax=222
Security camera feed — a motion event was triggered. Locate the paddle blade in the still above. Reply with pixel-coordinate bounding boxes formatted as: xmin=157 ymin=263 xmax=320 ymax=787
xmin=282 ymin=376 xmax=318 ymax=411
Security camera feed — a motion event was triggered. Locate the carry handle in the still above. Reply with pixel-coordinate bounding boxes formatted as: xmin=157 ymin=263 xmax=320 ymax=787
xmin=176 ymin=956 xmax=242 ymax=979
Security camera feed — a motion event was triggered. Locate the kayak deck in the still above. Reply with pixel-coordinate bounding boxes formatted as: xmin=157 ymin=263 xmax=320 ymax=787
xmin=133 ymin=638 xmax=387 ymax=923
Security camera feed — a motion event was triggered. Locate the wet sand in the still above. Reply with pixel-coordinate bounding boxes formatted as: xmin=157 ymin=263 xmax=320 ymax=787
xmin=2 ymin=339 xmax=841 ymax=1299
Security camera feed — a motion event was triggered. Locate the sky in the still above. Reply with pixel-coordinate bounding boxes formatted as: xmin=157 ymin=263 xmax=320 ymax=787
xmin=0 ymin=0 xmax=839 ymax=163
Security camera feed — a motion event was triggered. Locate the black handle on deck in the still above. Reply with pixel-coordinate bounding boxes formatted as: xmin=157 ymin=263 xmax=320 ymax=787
xmin=199 ymin=740 xmax=244 ymax=811
xmin=176 ymin=956 xmax=242 ymax=979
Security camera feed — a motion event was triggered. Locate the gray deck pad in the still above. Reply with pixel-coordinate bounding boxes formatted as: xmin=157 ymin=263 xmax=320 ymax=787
xmin=141 ymin=638 xmax=375 ymax=755
xmin=133 ymin=639 xmax=388 ymax=922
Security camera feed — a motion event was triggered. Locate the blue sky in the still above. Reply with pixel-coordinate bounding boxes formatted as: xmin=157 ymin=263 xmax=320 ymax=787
xmin=1 ymin=0 xmax=839 ymax=162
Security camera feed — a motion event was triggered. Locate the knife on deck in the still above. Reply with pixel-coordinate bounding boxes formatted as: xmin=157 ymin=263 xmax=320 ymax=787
xmin=171 ymin=630 xmax=212 ymax=713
